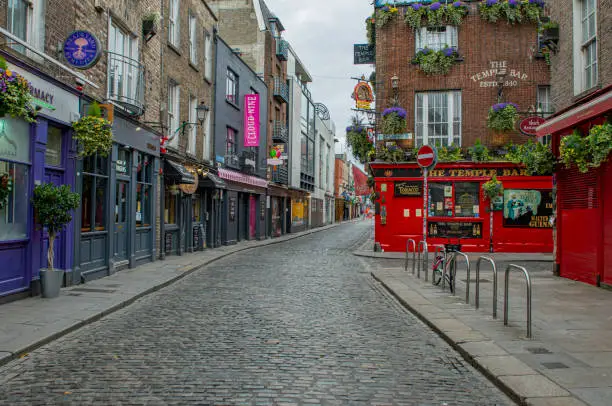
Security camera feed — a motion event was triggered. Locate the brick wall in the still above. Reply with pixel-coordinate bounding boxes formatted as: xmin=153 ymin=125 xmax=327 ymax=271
xmin=375 ymin=3 xmax=550 ymax=149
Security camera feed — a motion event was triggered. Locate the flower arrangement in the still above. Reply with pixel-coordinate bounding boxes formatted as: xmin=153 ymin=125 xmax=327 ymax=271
xmin=72 ymin=102 xmax=113 ymax=157
xmin=378 ymin=144 xmax=405 ymax=163
xmin=0 ymin=57 xmax=36 ymax=123
xmin=412 ymin=47 xmax=460 ymax=75
xmin=487 ymin=102 xmax=519 ymax=132
xmin=479 ymin=0 xmax=544 ymax=24
xmin=468 ymin=139 xmax=492 ymax=162
xmin=346 ymin=123 xmax=374 ymax=164
xmin=505 ymin=140 xmax=554 ymax=175
xmin=381 ymin=107 xmax=407 ymax=134
xmin=366 ymin=14 xmax=376 ymax=45
xmin=560 ymin=123 xmax=612 ymax=173
xmin=482 ymin=175 xmax=504 ymax=200
xmin=437 ymin=144 xmax=464 ymax=161
xmin=377 ymin=5 xmax=399 ymax=28
xmin=404 ymin=1 xmax=468 ymax=29
xmin=0 ymin=173 xmax=12 ymax=211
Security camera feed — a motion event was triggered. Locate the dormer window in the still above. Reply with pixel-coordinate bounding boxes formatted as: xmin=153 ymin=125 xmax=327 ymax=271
xmin=270 ymin=22 xmax=278 ymax=38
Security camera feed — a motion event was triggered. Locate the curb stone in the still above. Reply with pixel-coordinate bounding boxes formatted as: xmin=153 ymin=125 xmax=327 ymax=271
xmin=0 ymin=224 xmax=341 ymax=368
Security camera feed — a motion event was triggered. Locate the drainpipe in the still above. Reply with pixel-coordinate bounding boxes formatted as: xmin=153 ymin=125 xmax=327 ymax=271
xmin=159 ymin=0 xmax=166 ymax=260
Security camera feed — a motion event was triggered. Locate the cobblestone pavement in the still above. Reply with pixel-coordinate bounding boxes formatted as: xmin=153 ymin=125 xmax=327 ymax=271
xmin=0 ymin=222 xmax=513 ymax=405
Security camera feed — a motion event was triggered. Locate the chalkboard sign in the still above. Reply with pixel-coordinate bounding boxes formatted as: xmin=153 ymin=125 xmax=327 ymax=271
xmin=165 ymin=232 xmax=173 ymax=254
xmin=260 ymin=198 xmax=266 ymax=220
xmin=229 ymin=197 xmax=236 ymax=222
xmin=354 ymin=44 xmax=375 ymax=65
xmin=193 ymin=225 xmax=200 ymax=250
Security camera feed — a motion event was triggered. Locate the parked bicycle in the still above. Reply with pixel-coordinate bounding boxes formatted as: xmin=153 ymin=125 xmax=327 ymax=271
xmin=431 ymin=242 xmax=460 ymax=292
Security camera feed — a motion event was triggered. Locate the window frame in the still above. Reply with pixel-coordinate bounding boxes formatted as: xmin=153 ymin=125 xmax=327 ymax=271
xmin=415 ymin=90 xmax=462 ymax=147
xmin=428 ymin=181 xmax=481 ymax=219
xmin=416 ymin=26 xmax=458 ymax=52
xmin=167 ymin=81 xmax=180 ymax=148
xmin=188 ymin=12 xmax=197 ymax=65
xmin=168 ymin=0 xmax=180 ymax=47
xmin=581 ymin=0 xmax=597 ymax=90
xmin=108 ymin=19 xmax=140 ymax=105
xmin=204 ymin=30 xmax=212 ymax=81
xmin=188 ymin=95 xmax=198 ymax=155
xmin=80 ymin=154 xmax=109 ymax=234
xmin=135 ymin=152 xmax=153 ymax=228
xmin=226 ymin=68 xmax=239 ymax=106
xmin=226 ymin=127 xmax=237 ymax=156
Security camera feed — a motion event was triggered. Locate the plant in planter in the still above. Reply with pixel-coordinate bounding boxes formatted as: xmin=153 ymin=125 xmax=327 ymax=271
xmin=482 ymin=175 xmax=504 ymax=201
xmin=559 ymin=130 xmax=590 ymax=173
xmin=72 ymin=102 xmax=113 ymax=157
xmin=523 ymin=0 xmax=545 ymax=22
xmin=427 ymin=2 xmax=446 ymax=26
xmin=437 ymin=144 xmax=464 ymax=162
xmin=412 ymin=47 xmax=459 ymax=75
xmin=540 ymin=46 xmax=552 ymax=65
xmin=31 ymin=183 xmax=80 ymax=298
xmin=0 ymin=173 xmax=12 ymax=210
xmin=0 ymin=57 xmax=36 ymax=122
xmin=381 ymin=107 xmax=407 ymax=135
xmin=587 ymin=122 xmax=612 ymax=169
xmin=540 ymin=21 xmax=559 ymax=42
xmin=468 ymin=139 xmax=492 ymax=162
xmin=510 ymin=140 xmax=555 ymax=175
xmin=445 ymin=1 xmax=469 ymax=25
xmin=143 ymin=12 xmax=161 ymax=41
xmin=404 ymin=3 xmax=427 ymax=29
xmin=379 ymin=144 xmax=405 ymax=163
xmin=501 ymin=0 xmax=523 ymax=24
xmin=376 ymin=5 xmax=399 ymax=28
xmin=346 ymin=123 xmax=374 ymax=164
xmin=487 ymin=102 xmax=519 ymax=132
xmin=479 ymin=0 xmax=504 ymax=23
xmin=479 ymin=0 xmax=544 ymax=24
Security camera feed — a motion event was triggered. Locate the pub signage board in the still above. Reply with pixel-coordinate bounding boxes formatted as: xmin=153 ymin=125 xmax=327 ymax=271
xmin=372 ymin=167 xmax=531 ymax=178
xmin=394 ymin=181 xmax=422 ymax=197
xmin=354 ymin=44 xmax=375 ymax=65
xmin=428 ymin=221 xmax=483 ymax=239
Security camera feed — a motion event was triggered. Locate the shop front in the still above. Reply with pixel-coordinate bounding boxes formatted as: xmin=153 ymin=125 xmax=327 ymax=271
xmin=290 ymin=192 xmax=310 ymax=233
xmin=536 ymin=85 xmax=612 ymax=286
xmin=75 ymin=114 xmax=160 ymax=282
xmin=0 ymin=58 xmax=80 ymax=299
xmin=268 ymin=184 xmax=289 ymax=238
xmin=371 ymin=162 xmax=553 ymax=253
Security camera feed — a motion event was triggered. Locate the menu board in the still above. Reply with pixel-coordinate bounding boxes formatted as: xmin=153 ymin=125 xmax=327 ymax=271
xmin=229 ymin=197 xmax=236 ymax=222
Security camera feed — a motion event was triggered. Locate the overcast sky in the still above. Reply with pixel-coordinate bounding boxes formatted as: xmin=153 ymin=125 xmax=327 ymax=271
xmin=264 ymin=0 xmax=374 ymax=159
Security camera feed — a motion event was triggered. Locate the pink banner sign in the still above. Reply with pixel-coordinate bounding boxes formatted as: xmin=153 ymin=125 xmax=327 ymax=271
xmin=244 ymin=94 xmax=260 ymax=147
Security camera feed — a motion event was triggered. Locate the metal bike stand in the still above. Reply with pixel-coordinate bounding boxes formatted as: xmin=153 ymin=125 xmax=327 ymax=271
xmin=476 ymin=256 xmax=497 ymax=314
xmin=504 ymin=264 xmax=532 ymax=338
xmin=417 ymin=241 xmax=428 ymax=280
xmin=452 ymin=252 xmax=470 ymax=298
xmin=432 ymin=245 xmax=446 ymax=286
xmin=405 ymin=239 xmax=416 ymax=273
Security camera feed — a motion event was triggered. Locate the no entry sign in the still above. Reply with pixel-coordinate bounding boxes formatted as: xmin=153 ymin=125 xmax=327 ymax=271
xmin=417 ymin=145 xmax=437 ymax=169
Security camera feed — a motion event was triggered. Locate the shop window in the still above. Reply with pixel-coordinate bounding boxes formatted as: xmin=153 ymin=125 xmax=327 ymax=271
xmin=416 ymin=26 xmax=458 ymax=52
xmin=116 ymin=148 xmax=131 ymax=176
xmin=192 ymin=196 xmax=201 ymax=223
xmin=0 ymin=161 xmax=29 ymax=241
xmin=429 ymin=182 xmax=480 ymax=218
xmin=415 ymin=91 xmax=461 ymax=147
xmin=81 ymin=154 xmax=109 ymax=233
xmin=165 ymin=190 xmax=177 ymax=225
xmin=454 ymin=182 xmax=480 ymax=217
xmin=136 ymin=153 xmax=152 ymax=228
xmin=45 ymin=126 xmax=63 ymax=167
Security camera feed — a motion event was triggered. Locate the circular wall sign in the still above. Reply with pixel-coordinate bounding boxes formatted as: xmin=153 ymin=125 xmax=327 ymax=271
xmin=417 ymin=145 xmax=437 ymax=169
xmin=63 ymin=31 xmax=102 ymax=70
xmin=519 ymin=116 xmax=547 ymax=136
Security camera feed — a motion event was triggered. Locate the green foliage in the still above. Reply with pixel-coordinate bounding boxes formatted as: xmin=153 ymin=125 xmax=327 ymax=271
xmin=444 ymin=4 xmax=469 ymax=25
xmin=522 ymin=2 xmax=542 ymax=22
xmin=487 ymin=104 xmax=519 ymax=132
xmin=437 ymin=144 xmax=464 ymax=162
xmin=31 ymin=183 xmax=80 ymax=269
xmin=87 ymin=101 xmax=102 ymax=117
xmin=468 ymin=139 xmax=492 ymax=163
xmin=404 ymin=4 xmax=467 ymax=29
xmin=482 ymin=175 xmax=504 ymax=201
xmin=0 ymin=56 xmax=36 ymax=123
xmin=378 ymin=145 xmax=405 ymax=163
xmin=479 ymin=1 xmax=503 ymax=22
xmin=427 ymin=7 xmax=446 ymax=26
xmin=366 ymin=15 xmax=376 ymax=45
xmin=143 ymin=12 xmax=161 ymax=24
xmin=560 ymin=123 xmax=612 ymax=173
xmin=587 ymin=123 xmax=612 ymax=169
xmin=539 ymin=21 xmax=559 ymax=31
xmin=404 ymin=6 xmax=426 ymax=29
xmin=479 ymin=0 xmax=542 ymax=24
xmin=72 ymin=112 xmax=113 ymax=158
xmin=381 ymin=112 xmax=406 ymax=135
xmin=504 ymin=141 xmax=554 ymax=175
xmin=412 ymin=48 xmax=459 ymax=75
xmin=501 ymin=1 xmax=523 ymax=24
xmin=376 ymin=7 xmax=399 ymax=28
xmin=346 ymin=126 xmax=375 ymax=164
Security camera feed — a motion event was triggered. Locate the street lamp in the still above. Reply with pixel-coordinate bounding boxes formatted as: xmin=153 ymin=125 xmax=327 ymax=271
xmin=391 ymin=74 xmax=400 ymax=106
xmin=195 ymin=102 xmax=209 ymax=125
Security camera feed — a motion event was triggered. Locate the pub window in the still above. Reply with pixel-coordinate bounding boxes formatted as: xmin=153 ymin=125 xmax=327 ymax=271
xmin=136 ymin=153 xmax=152 ymax=228
xmin=537 ymin=85 xmax=553 ymax=145
xmin=415 ymin=91 xmax=461 ymax=147
xmin=416 ymin=26 xmax=458 ymax=52
xmin=164 ymin=189 xmax=177 ymax=225
xmin=428 ymin=182 xmax=480 ymax=218
xmin=192 ymin=196 xmax=201 ymax=223
xmin=454 ymin=182 xmax=480 ymax=218
xmin=81 ymin=154 xmax=109 ymax=233
xmin=429 ymin=182 xmax=453 ymax=217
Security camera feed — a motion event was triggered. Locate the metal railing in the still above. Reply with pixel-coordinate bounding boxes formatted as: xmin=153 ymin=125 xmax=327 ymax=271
xmin=224 ymin=154 xmax=240 ymax=169
xmin=405 ymin=239 xmax=416 ymax=273
xmin=272 ymin=120 xmax=289 ymax=143
xmin=476 ymin=256 xmax=498 ymax=316
xmin=276 ymin=38 xmax=289 ymax=61
xmin=273 ymin=78 xmax=289 ymax=103
xmin=504 ymin=264 xmax=532 ymax=338
xmin=417 ymin=241 xmax=428 ymax=280
xmin=106 ymin=51 xmax=145 ymax=116
xmin=271 ymin=166 xmax=288 ymax=184
xmin=451 ymin=252 xmax=470 ymax=299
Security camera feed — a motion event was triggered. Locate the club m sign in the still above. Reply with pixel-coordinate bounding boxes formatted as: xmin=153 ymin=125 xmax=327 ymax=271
xmin=244 ymin=94 xmax=260 ymax=147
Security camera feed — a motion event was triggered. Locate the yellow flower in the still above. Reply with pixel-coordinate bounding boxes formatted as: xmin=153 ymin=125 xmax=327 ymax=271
xmin=390 ymin=7 xmax=398 ymax=13
xmin=5 ymin=70 xmax=12 ymax=77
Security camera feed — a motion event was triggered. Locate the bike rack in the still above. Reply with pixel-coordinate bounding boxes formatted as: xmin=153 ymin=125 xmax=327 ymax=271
xmin=451 ymin=252 xmax=470 ymax=298
xmin=405 ymin=239 xmax=416 ymax=273
xmin=504 ymin=264 xmax=532 ymax=338
xmin=431 ymin=245 xmax=446 ymax=286
xmin=417 ymin=241 xmax=428 ymax=280
xmin=476 ymin=256 xmax=498 ymax=316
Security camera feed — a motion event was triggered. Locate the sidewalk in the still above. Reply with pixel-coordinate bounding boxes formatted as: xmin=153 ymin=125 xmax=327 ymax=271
xmin=0 ymin=223 xmax=340 ymax=368
xmin=368 ymin=245 xmax=612 ymax=406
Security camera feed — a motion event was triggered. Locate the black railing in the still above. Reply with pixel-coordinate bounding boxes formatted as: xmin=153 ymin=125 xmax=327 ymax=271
xmin=272 ymin=120 xmax=289 ymax=143
xmin=272 ymin=166 xmax=288 ymax=185
xmin=106 ymin=51 xmax=145 ymax=116
xmin=276 ymin=39 xmax=289 ymax=61
xmin=273 ymin=77 xmax=289 ymax=103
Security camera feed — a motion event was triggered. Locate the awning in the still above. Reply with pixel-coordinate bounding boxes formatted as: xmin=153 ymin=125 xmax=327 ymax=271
xmin=165 ymin=160 xmax=196 ymax=184
xmin=536 ymin=87 xmax=612 ymax=136
xmin=218 ymin=167 xmax=268 ymax=188
xmin=200 ymin=172 xmax=226 ymax=189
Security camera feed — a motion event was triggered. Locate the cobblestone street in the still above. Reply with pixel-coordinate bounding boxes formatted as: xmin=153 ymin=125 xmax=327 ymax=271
xmin=0 ymin=223 xmax=512 ymax=405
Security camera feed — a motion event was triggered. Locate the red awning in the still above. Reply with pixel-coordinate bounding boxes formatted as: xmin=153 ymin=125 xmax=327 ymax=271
xmin=536 ymin=87 xmax=612 ymax=136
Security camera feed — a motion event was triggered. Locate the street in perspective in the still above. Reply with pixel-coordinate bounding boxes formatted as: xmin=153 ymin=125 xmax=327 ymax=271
xmin=0 ymin=0 xmax=611 ymax=404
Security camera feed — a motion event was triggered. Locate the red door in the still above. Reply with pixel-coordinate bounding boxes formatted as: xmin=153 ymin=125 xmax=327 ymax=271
xmin=601 ymin=162 xmax=612 ymax=285
xmin=249 ymin=196 xmax=257 ymax=239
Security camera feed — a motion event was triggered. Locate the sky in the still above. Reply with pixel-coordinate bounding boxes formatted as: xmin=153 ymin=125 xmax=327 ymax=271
xmin=263 ymin=0 xmax=374 ymax=159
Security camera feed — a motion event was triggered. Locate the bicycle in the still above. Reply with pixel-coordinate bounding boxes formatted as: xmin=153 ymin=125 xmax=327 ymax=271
xmin=432 ymin=243 xmax=459 ymax=292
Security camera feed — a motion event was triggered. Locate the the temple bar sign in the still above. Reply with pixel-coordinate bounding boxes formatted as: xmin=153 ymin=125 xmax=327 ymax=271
xmin=354 ymin=44 xmax=375 ymax=65
xmin=470 ymin=61 xmax=529 ymax=88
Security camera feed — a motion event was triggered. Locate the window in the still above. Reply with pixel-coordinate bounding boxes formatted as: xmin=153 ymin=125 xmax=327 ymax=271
xmin=226 ymin=69 xmax=238 ymax=104
xmin=326 ymin=145 xmax=331 ymax=189
xmin=81 ymin=154 xmax=109 ymax=233
xmin=300 ymin=93 xmax=308 ymax=133
xmin=226 ymin=127 xmax=236 ymax=155
xmin=7 ymin=0 xmax=28 ymax=53
xmin=189 ymin=13 xmax=197 ymax=64
xmin=167 ymin=81 xmax=180 ymax=148
xmin=416 ymin=26 xmax=458 ymax=51
xmin=164 ymin=190 xmax=177 ymax=224
xmin=136 ymin=153 xmax=152 ymax=228
xmin=581 ymin=0 xmax=597 ymax=90
xmin=204 ymin=31 xmax=212 ymax=81
xmin=308 ymin=139 xmax=315 ymax=174
xmin=108 ymin=22 xmax=139 ymax=105
xmin=168 ymin=0 xmax=180 ymax=47
xmin=537 ymin=86 xmax=553 ymax=145
xmin=415 ymin=91 xmax=461 ymax=147
xmin=188 ymin=96 xmax=198 ymax=155
xmin=45 ymin=126 xmax=63 ymax=167
xmin=428 ymin=182 xmax=480 ymax=218
xmin=319 ymin=138 xmax=324 ymax=187
xmin=300 ymin=133 xmax=307 ymax=171
xmin=202 ymin=111 xmax=211 ymax=160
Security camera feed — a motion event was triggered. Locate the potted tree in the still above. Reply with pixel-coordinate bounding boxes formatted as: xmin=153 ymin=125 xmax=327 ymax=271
xmin=31 ymin=183 xmax=80 ymax=298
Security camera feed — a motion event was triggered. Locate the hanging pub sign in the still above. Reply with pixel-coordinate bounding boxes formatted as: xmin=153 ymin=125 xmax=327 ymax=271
xmin=354 ymin=44 xmax=375 ymax=65
xmin=519 ymin=116 xmax=547 ymax=136
xmin=353 ymin=80 xmax=374 ymax=110
xmin=503 ymin=189 xmax=553 ymax=228
xmin=394 ymin=181 xmax=422 ymax=197
xmin=63 ymin=31 xmax=102 ymax=69
xmin=244 ymin=94 xmax=260 ymax=147
xmin=178 ymin=168 xmax=199 ymax=194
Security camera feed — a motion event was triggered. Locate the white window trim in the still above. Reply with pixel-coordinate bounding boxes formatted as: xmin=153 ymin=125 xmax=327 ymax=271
xmin=202 ymin=111 xmax=211 ymax=160
xmin=168 ymin=0 xmax=180 ymax=47
xmin=415 ymin=91 xmax=462 ymax=147
xmin=168 ymin=83 xmax=180 ymax=148
xmin=204 ymin=31 xmax=212 ymax=81
xmin=189 ymin=13 xmax=197 ymax=65
xmin=416 ymin=26 xmax=458 ymax=52
xmin=107 ymin=18 xmax=140 ymax=105
xmin=187 ymin=96 xmax=197 ymax=155
xmin=573 ymin=0 xmax=598 ymax=94
xmin=7 ymin=0 xmax=46 ymax=55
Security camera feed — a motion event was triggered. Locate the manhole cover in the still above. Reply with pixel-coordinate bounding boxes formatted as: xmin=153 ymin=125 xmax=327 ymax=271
xmin=70 ymin=288 xmax=116 ymax=294
xmin=541 ymin=362 xmax=569 ymax=369
xmin=527 ymin=347 xmax=552 ymax=354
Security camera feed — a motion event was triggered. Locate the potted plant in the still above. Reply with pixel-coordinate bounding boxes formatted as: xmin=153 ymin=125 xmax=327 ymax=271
xmin=468 ymin=139 xmax=492 ymax=162
xmin=487 ymin=102 xmax=519 ymax=132
xmin=0 ymin=56 xmax=36 ymax=122
xmin=346 ymin=121 xmax=375 ymax=164
xmin=376 ymin=5 xmax=399 ymax=28
xmin=31 ymin=183 xmax=80 ymax=298
xmin=143 ymin=12 xmax=161 ymax=40
xmin=412 ymin=47 xmax=460 ymax=75
xmin=482 ymin=175 xmax=504 ymax=201
xmin=540 ymin=21 xmax=559 ymax=42
xmin=72 ymin=102 xmax=113 ymax=157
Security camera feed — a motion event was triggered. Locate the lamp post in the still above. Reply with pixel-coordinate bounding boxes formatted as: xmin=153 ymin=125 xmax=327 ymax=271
xmin=391 ymin=74 xmax=400 ymax=106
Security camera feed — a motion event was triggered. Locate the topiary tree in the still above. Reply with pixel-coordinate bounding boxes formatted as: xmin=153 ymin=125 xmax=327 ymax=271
xmin=31 ymin=183 xmax=80 ymax=270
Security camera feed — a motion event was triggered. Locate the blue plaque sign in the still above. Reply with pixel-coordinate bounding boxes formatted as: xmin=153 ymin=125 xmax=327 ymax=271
xmin=63 ymin=31 xmax=102 ymax=70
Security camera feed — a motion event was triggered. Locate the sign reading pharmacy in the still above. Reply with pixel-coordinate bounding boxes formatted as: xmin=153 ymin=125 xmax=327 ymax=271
xmin=63 ymin=31 xmax=102 ymax=69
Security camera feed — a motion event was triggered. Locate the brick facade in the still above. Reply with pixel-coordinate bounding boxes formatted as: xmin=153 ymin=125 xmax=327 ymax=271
xmin=374 ymin=2 xmax=550 ymax=149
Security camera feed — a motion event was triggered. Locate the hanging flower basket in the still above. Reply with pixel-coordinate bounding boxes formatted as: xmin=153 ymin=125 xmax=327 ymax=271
xmin=381 ymin=107 xmax=407 ymax=135
xmin=412 ymin=47 xmax=460 ymax=75
xmin=404 ymin=2 xmax=469 ymax=29
xmin=376 ymin=5 xmax=399 ymax=28
xmin=479 ymin=0 xmax=544 ymax=24
xmin=0 ymin=58 xmax=36 ymax=123
xmin=487 ymin=102 xmax=519 ymax=132
xmin=72 ymin=103 xmax=113 ymax=158
xmin=346 ymin=124 xmax=374 ymax=164
xmin=482 ymin=175 xmax=504 ymax=201
xmin=0 ymin=173 xmax=12 ymax=211
xmin=366 ymin=15 xmax=376 ymax=45
xmin=560 ymin=123 xmax=612 ymax=173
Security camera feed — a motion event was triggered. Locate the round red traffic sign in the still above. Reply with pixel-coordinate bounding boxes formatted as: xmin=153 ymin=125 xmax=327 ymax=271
xmin=518 ymin=116 xmax=547 ymax=136
xmin=417 ymin=145 xmax=437 ymax=169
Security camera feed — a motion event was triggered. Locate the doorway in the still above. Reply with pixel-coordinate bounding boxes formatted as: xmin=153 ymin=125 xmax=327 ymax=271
xmin=114 ymin=181 xmax=129 ymax=261
xmin=249 ymin=195 xmax=257 ymax=239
